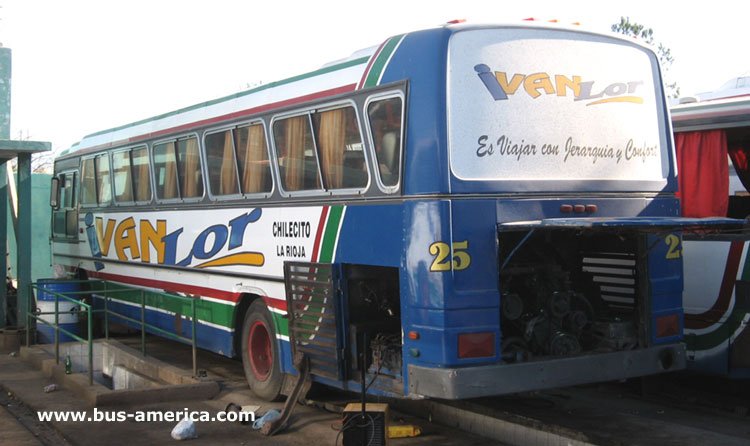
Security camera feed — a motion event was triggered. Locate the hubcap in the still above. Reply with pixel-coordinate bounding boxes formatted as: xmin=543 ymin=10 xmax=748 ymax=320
xmin=248 ymin=320 xmax=272 ymax=381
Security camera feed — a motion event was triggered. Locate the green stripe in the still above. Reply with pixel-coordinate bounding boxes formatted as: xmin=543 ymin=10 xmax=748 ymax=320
xmin=73 ymin=56 xmax=370 ymax=147
xmin=90 ymin=283 xmax=234 ymax=329
xmin=687 ymin=307 xmax=749 ymax=350
xmin=319 ymin=206 xmax=344 ymax=263
xmin=363 ymin=35 xmax=404 ymax=88
xmin=689 ymin=245 xmax=750 ymax=350
xmin=271 ymin=312 xmax=289 ymax=337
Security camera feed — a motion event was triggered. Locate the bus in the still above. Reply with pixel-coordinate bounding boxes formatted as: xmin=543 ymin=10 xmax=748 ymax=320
xmin=671 ymin=93 xmax=750 ymax=378
xmin=49 ymin=21 xmax=739 ymax=401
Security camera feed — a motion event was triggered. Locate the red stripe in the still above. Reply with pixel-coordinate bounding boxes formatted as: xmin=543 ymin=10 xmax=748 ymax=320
xmin=72 ymin=84 xmax=357 ymax=157
xmin=262 ymin=296 xmax=288 ymax=312
xmin=310 ymin=206 xmax=330 ymax=262
xmin=87 ymin=270 xmax=242 ymax=303
xmin=357 ymin=40 xmax=388 ymax=90
xmin=685 ymin=241 xmax=744 ymax=329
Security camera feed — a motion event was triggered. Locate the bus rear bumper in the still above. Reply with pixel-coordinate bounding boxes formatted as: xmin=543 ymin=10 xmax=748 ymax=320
xmin=407 ymin=343 xmax=685 ymax=399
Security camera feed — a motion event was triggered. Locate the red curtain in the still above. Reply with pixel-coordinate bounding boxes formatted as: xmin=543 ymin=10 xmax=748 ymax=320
xmin=675 ymin=130 xmax=728 ymax=217
xmin=729 ymin=143 xmax=750 ymax=193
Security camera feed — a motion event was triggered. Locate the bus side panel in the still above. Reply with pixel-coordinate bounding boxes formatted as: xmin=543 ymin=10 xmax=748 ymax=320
xmin=379 ymin=28 xmax=451 ymax=196
xmin=334 ymin=203 xmax=404 ymax=267
xmin=647 ymin=232 xmax=685 ymax=345
xmin=683 ymin=239 xmax=750 ymax=376
xmin=401 ymin=200 xmax=500 ymax=373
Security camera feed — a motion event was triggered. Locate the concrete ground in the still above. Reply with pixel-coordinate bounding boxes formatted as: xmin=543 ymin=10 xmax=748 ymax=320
xmin=0 ymin=338 xmax=499 ymax=446
xmin=5 ymin=334 xmax=750 ymax=446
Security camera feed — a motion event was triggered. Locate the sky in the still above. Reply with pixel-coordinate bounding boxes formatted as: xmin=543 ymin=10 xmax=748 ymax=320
xmin=1 ymin=0 xmax=747 ymax=154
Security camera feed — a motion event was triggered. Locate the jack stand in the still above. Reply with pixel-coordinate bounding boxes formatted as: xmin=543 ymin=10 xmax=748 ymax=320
xmin=260 ymin=351 xmax=310 ymax=436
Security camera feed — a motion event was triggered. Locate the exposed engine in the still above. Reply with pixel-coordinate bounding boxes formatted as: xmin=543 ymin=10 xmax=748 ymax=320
xmin=499 ymin=231 xmax=640 ymax=363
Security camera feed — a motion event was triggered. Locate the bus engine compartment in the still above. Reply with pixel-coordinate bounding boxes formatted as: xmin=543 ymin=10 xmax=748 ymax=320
xmin=498 ymin=230 xmax=644 ymax=363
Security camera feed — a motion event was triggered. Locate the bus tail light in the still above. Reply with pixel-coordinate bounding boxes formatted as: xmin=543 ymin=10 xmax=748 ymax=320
xmin=655 ymin=314 xmax=680 ymax=338
xmin=458 ymin=332 xmax=495 ymax=359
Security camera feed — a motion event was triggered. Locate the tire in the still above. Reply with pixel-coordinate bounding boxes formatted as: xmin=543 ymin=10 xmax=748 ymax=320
xmin=241 ymin=300 xmax=283 ymax=401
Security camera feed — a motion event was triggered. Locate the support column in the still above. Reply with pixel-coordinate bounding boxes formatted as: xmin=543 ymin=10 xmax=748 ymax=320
xmin=16 ymin=153 xmax=30 ymax=327
xmin=0 ymin=46 xmax=11 ymax=328
xmin=0 ymin=162 xmax=5 ymax=327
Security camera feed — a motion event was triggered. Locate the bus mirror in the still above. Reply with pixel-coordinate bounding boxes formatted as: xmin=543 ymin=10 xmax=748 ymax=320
xmin=50 ymin=176 xmax=60 ymax=209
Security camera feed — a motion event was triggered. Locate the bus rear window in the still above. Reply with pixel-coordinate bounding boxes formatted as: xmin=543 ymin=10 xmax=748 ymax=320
xmin=447 ymin=28 xmax=668 ymax=188
xmin=368 ymin=97 xmax=403 ymax=189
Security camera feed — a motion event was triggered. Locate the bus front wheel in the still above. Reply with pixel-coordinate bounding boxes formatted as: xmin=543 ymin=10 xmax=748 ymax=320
xmin=241 ymin=300 xmax=283 ymax=401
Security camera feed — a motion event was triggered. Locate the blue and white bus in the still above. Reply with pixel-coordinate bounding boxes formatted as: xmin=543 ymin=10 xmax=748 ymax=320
xmin=50 ymin=21 xmax=736 ymax=400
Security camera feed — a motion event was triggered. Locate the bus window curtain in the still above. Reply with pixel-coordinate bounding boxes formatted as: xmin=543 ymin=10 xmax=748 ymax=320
xmin=284 ymin=116 xmax=307 ymax=191
xmin=161 ymin=143 xmax=178 ymax=199
xmin=133 ymin=148 xmax=151 ymax=201
xmin=317 ymin=108 xmax=346 ymax=189
xmin=241 ymin=124 xmax=268 ymax=194
xmin=181 ymin=138 xmax=201 ymax=198
xmin=220 ymin=131 xmax=238 ymax=195
xmin=729 ymin=144 xmax=750 ymax=193
xmin=675 ymin=130 xmax=728 ymax=217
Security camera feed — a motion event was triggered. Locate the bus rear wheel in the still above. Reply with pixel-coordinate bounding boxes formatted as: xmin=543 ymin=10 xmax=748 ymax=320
xmin=241 ymin=300 xmax=283 ymax=401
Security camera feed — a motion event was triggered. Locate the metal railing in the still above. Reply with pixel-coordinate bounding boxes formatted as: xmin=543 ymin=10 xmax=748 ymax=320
xmin=27 ymin=279 xmax=199 ymax=385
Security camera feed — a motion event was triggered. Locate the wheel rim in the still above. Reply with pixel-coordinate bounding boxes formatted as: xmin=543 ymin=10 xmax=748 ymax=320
xmin=248 ymin=320 xmax=273 ymax=381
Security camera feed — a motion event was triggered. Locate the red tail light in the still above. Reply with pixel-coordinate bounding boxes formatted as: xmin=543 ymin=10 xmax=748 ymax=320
xmin=458 ymin=332 xmax=495 ymax=359
xmin=655 ymin=314 xmax=680 ymax=338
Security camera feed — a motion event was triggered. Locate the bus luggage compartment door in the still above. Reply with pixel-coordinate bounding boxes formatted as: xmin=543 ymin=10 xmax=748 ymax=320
xmin=284 ymin=262 xmax=345 ymax=381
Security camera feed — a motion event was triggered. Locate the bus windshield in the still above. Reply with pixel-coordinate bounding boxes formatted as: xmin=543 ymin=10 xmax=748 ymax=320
xmin=448 ymin=28 xmax=669 ymax=187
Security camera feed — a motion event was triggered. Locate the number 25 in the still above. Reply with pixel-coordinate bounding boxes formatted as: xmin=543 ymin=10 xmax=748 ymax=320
xmin=429 ymin=240 xmax=471 ymax=272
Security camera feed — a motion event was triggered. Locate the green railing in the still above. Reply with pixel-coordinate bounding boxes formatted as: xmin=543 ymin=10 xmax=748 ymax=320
xmin=27 ymin=279 xmax=198 ymax=385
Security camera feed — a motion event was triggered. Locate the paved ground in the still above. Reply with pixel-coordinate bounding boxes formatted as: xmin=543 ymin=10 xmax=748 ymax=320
xmin=4 ymin=335 xmax=750 ymax=446
xmin=0 ymin=402 xmax=46 ymax=446
xmin=0 ymin=339 xmax=498 ymax=446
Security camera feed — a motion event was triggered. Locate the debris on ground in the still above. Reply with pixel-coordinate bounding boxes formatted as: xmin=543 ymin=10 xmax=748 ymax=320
xmin=252 ymin=409 xmax=280 ymax=430
xmin=43 ymin=384 xmax=58 ymax=393
xmin=171 ymin=418 xmax=197 ymax=441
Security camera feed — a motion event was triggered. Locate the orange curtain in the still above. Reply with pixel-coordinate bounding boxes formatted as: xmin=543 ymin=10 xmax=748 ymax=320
xmin=162 ymin=143 xmax=178 ymax=199
xmin=181 ymin=138 xmax=200 ymax=198
xmin=675 ymin=130 xmax=728 ymax=217
xmin=96 ymin=155 xmax=111 ymax=204
xmin=81 ymin=159 xmax=97 ymax=204
xmin=317 ymin=108 xmax=346 ymax=189
xmin=219 ymin=131 xmax=238 ymax=195
xmin=241 ymin=124 xmax=269 ymax=193
xmin=284 ymin=116 xmax=307 ymax=191
xmin=133 ymin=148 xmax=151 ymax=201
xmin=114 ymin=152 xmax=133 ymax=202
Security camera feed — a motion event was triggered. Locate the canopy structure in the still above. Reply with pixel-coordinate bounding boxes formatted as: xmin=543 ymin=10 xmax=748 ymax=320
xmin=0 ymin=45 xmax=52 ymax=329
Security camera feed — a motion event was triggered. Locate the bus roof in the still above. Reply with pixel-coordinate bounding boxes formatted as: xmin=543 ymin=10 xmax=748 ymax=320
xmin=671 ymin=96 xmax=750 ymax=132
xmin=58 ymin=21 xmax=649 ymax=161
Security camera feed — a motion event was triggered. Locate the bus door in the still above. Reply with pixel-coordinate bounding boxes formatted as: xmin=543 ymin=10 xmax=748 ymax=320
xmin=51 ymin=170 xmax=79 ymax=241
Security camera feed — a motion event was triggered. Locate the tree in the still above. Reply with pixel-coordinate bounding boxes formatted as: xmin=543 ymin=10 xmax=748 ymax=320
xmin=612 ymin=17 xmax=680 ymax=98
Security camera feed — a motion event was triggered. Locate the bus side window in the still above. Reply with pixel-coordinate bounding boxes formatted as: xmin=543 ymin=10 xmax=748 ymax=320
xmin=205 ymin=130 xmax=240 ymax=197
xmin=367 ymin=97 xmax=403 ymax=189
xmin=95 ymin=154 xmax=112 ymax=205
xmin=154 ymin=141 xmax=179 ymax=200
xmin=112 ymin=150 xmax=133 ymax=203
xmin=176 ymin=136 xmax=203 ymax=199
xmin=80 ymin=158 xmax=97 ymax=205
xmin=235 ymin=123 xmax=272 ymax=195
xmin=312 ymin=106 xmax=367 ymax=190
xmin=131 ymin=146 xmax=152 ymax=202
xmin=273 ymin=115 xmax=322 ymax=192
